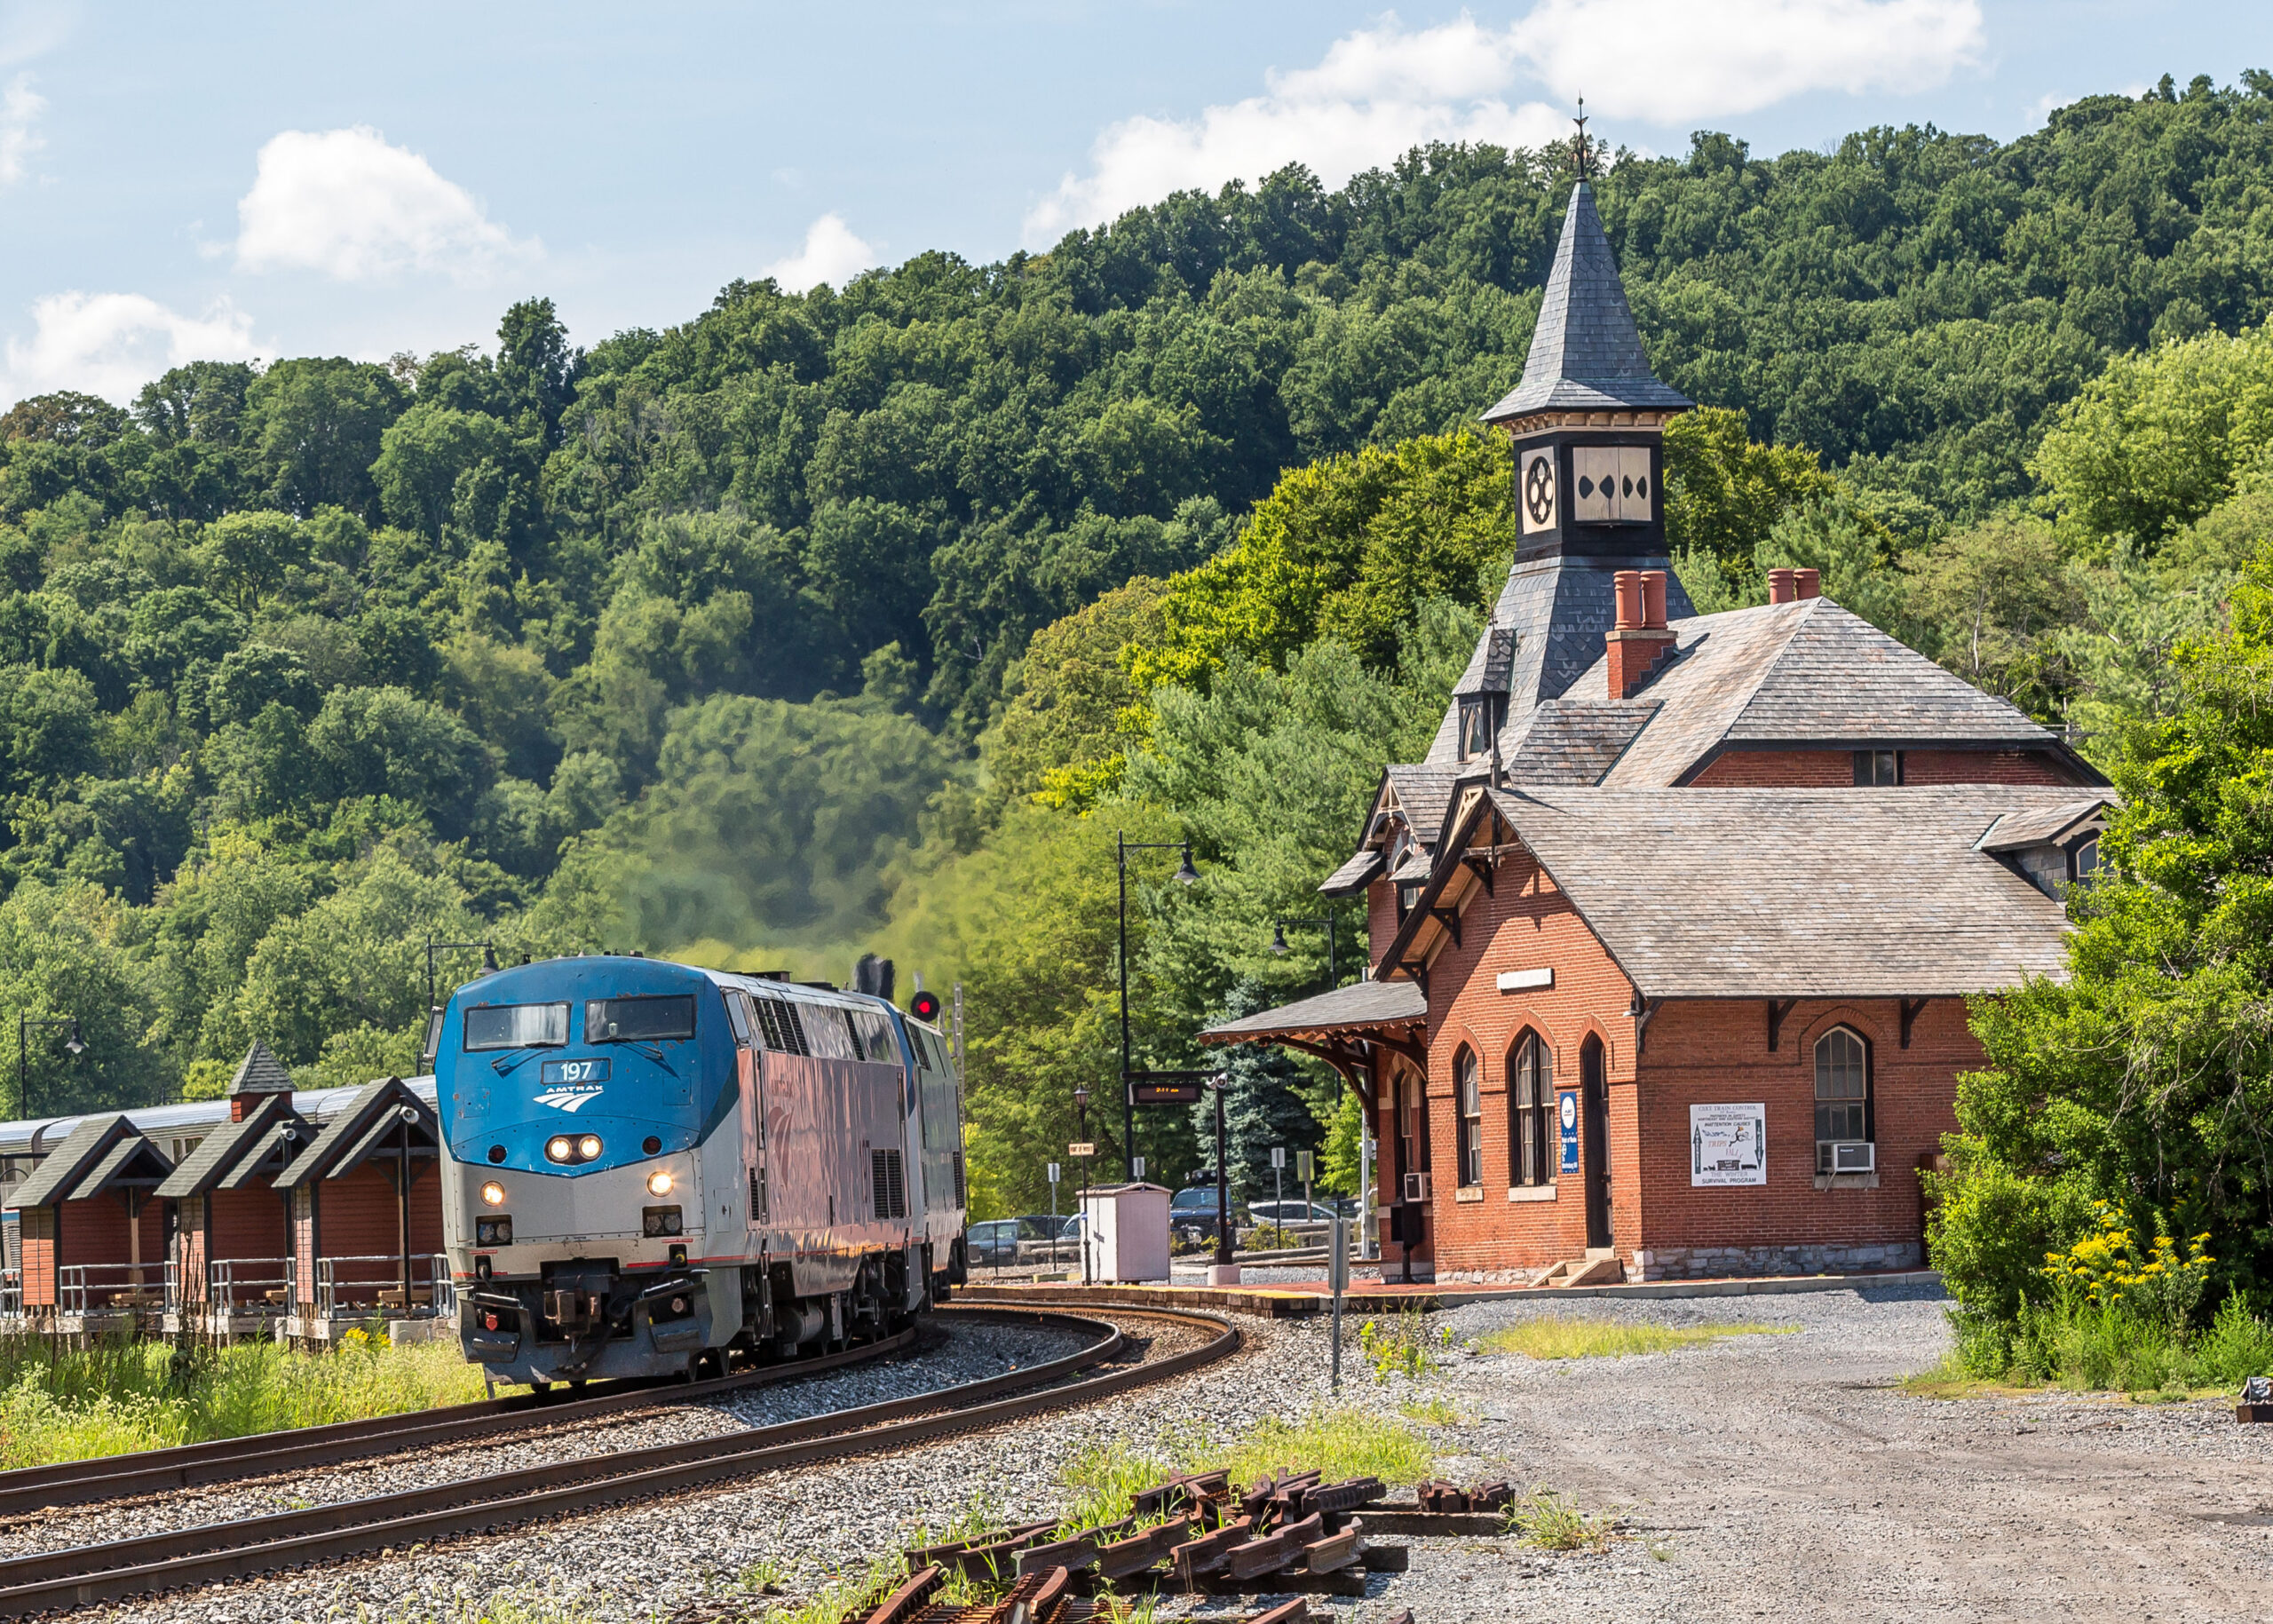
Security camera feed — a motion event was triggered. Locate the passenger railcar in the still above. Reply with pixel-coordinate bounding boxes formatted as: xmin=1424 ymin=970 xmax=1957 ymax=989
xmin=435 ymin=956 xmax=967 ymax=1385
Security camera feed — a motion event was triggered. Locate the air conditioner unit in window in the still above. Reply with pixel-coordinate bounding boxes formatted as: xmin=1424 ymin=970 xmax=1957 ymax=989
xmin=1402 ymin=1171 xmax=1432 ymax=1203
xmin=1831 ymin=1141 xmax=1876 ymax=1175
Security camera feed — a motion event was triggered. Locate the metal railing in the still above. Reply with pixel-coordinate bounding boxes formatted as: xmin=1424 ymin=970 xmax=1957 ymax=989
xmin=58 ymin=1263 xmax=164 ymax=1315
xmin=208 ymin=1258 xmax=290 ymax=1317
xmin=0 ymin=1268 xmax=19 ymax=1316
xmin=314 ymin=1254 xmax=454 ymax=1319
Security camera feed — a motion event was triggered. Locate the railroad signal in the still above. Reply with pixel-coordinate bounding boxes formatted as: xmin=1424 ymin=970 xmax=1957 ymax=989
xmin=909 ymin=989 xmax=942 ymax=1022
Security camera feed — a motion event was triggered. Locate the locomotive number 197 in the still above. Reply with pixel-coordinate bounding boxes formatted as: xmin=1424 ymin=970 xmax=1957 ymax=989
xmin=539 ymin=1058 xmax=612 ymax=1086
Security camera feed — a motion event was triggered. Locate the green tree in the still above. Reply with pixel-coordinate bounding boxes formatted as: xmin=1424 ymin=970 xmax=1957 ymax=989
xmin=243 ymin=358 xmax=406 ymax=517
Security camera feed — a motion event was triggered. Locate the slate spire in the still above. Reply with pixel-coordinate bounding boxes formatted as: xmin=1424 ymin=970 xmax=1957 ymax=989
xmin=229 ymin=1038 xmax=293 ymax=1097
xmin=1482 ymin=182 xmax=1691 ymax=421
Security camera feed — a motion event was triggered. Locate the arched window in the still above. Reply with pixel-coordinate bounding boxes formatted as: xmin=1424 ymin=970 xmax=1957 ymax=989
xmin=1509 ymin=1032 xmax=1553 ymax=1186
xmin=1813 ymin=1026 xmax=1873 ymax=1174
xmin=1453 ymin=1048 xmax=1483 ymax=1189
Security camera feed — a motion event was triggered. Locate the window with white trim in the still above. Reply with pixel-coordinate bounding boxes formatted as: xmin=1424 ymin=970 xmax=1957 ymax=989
xmin=1509 ymin=1031 xmax=1553 ymax=1186
xmin=1453 ymin=1048 xmax=1483 ymax=1188
xmin=1813 ymin=1026 xmax=1873 ymax=1174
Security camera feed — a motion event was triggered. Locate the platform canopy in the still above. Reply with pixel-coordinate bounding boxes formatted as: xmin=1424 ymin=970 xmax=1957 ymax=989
xmin=6 ymin=1113 xmax=171 ymax=1211
xmin=274 ymin=1076 xmax=440 ymax=1191
xmin=1199 ymin=979 xmax=1429 ymax=1104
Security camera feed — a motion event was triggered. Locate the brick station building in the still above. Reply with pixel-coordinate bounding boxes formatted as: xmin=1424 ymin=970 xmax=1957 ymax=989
xmin=1202 ymin=180 xmax=2112 ymax=1284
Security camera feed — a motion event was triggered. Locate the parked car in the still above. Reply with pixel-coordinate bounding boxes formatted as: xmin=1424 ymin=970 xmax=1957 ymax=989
xmin=1169 ymin=1184 xmax=1239 ymax=1243
xmin=965 ymin=1219 xmax=1022 ymax=1266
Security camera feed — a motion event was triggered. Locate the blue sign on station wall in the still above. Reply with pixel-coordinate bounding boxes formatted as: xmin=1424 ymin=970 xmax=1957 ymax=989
xmin=1558 ymin=1089 xmax=1580 ymax=1175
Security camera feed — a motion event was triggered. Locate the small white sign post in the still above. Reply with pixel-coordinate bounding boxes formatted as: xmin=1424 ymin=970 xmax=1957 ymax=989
xmin=1047 ymin=1161 xmax=1061 ymax=1268
xmin=1271 ymin=1145 xmax=1287 ymax=1228
xmin=1296 ymin=1148 xmax=1314 ymax=1221
xmin=1329 ymin=1214 xmax=1350 ymax=1390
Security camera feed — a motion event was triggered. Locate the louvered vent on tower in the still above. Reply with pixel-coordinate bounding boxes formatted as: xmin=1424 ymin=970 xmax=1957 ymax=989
xmin=751 ymin=997 xmax=809 ymax=1056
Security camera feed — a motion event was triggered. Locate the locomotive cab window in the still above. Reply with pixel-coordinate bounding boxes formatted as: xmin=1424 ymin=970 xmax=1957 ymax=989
xmin=463 ymin=1002 xmax=570 ymax=1051
xmin=585 ymin=995 xmax=697 ymax=1042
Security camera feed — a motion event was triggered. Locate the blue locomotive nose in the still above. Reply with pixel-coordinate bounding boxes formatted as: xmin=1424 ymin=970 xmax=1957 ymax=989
xmin=439 ymin=962 xmax=732 ymax=1176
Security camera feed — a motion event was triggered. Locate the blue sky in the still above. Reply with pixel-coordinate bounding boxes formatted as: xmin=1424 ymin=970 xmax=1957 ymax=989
xmin=1 ymin=1 xmax=2269 ymax=406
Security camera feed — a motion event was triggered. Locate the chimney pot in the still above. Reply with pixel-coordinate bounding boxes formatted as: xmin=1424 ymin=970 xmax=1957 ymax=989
xmin=1767 ymin=567 xmax=1797 ymax=606
xmin=1794 ymin=567 xmax=1821 ymax=600
xmin=1639 ymin=570 xmax=1668 ymax=630
xmin=1612 ymin=570 xmax=1643 ymax=630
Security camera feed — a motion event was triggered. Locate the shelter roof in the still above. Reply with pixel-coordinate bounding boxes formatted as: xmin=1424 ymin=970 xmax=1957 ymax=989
xmin=8 ymin=1113 xmax=135 ymax=1209
xmin=275 ymin=1077 xmax=440 ymax=1191
xmin=1200 ymin=979 xmax=1429 ymax=1044
xmin=68 ymin=1134 xmax=173 ymax=1201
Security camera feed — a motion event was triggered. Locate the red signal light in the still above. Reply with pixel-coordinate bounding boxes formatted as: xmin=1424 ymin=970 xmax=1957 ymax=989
xmin=910 ymin=990 xmax=942 ymax=1022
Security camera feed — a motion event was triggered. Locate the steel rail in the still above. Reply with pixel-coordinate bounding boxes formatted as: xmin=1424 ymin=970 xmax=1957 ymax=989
xmin=0 ymin=1304 xmax=1239 ymax=1618
xmin=0 ymin=1325 xmax=923 ymax=1517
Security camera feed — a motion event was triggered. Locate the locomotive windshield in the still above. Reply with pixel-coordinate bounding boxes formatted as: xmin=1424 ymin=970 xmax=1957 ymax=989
xmin=463 ymin=1002 xmax=570 ymax=1050
xmin=586 ymin=995 xmax=697 ymax=1042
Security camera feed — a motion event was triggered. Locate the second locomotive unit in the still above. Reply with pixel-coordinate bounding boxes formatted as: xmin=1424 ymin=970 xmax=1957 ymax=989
xmin=433 ymin=955 xmax=967 ymax=1385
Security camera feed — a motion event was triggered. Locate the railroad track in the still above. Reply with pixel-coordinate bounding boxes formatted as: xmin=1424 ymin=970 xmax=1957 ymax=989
xmin=0 ymin=1303 xmax=1239 ymax=1619
xmin=0 ymin=1327 xmax=923 ymax=1518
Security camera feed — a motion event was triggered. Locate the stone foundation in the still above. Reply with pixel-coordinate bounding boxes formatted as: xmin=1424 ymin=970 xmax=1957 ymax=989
xmin=1633 ymin=1241 xmax=1921 ymax=1281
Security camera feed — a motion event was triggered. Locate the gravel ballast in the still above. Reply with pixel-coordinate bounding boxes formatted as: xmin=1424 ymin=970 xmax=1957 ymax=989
xmin=44 ymin=1285 xmax=2273 ymax=1623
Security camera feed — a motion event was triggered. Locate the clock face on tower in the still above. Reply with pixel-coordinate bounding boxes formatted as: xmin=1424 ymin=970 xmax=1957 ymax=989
xmin=1521 ymin=449 xmax=1556 ymax=534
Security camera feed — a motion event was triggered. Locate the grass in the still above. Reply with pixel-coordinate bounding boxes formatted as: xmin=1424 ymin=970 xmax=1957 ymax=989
xmin=0 ymin=1327 xmax=496 ymax=1469
xmin=1473 ymin=1316 xmax=1795 ymax=1361
xmin=1506 ymin=1486 xmax=1620 ymax=1553
xmin=1911 ymin=1291 xmax=2273 ymax=1400
xmin=1056 ymin=1406 xmax=1437 ymax=1535
xmin=1398 ymin=1393 xmax=1461 ymax=1425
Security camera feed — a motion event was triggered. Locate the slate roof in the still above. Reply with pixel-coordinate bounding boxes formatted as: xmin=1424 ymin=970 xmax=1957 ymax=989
xmin=229 ymin=1040 xmax=293 ymax=1095
xmin=1425 ymin=556 xmax=1697 ymax=762
xmin=1318 ymin=849 xmax=1382 ymax=899
xmin=1481 ymin=183 xmax=1692 ymax=421
xmin=1201 ymin=978 xmax=1430 ymax=1042
xmin=1978 ymin=798 xmax=2112 ymax=852
xmin=1585 ymin=598 xmax=2071 ymax=787
xmin=155 ymin=1091 xmax=304 ymax=1200
xmin=1459 ymin=785 xmax=2091 ymax=999
xmin=69 ymin=1135 xmax=172 ymax=1200
xmin=8 ymin=1114 xmax=132 ymax=1209
xmin=1501 ymin=699 xmax=1657 ymax=786
xmin=1382 ymin=764 xmax=1469 ymax=848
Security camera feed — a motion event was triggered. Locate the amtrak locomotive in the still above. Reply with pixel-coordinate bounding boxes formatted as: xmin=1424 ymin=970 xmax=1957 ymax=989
xmin=434 ymin=955 xmax=967 ymax=1385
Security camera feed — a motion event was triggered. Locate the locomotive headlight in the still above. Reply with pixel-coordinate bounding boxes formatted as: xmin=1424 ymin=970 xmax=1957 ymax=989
xmin=646 ymin=1169 xmax=674 ymax=1197
xmin=545 ymin=1136 xmax=574 ymax=1163
xmin=479 ymin=1181 xmax=507 ymax=1207
xmin=577 ymin=1134 xmax=603 ymax=1161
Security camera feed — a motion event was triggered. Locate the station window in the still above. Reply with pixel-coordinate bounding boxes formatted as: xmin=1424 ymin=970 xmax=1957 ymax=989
xmin=1453 ymin=1048 xmax=1483 ymax=1189
xmin=1852 ymin=749 xmax=1901 ymax=786
xmin=1509 ymin=1031 xmax=1554 ymax=1186
xmin=1813 ymin=1026 xmax=1873 ymax=1173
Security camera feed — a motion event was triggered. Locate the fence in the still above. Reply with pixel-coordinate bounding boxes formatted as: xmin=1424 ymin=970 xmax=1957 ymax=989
xmin=59 ymin=1263 xmax=166 ymax=1315
xmin=209 ymin=1257 xmax=291 ymax=1316
xmin=312 ymin=1254 xmax=455 ymax=1319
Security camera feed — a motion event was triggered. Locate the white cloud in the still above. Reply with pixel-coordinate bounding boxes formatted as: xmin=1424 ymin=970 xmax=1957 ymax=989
xmin=2 ymin=291 xmax=259 ymax=406
xmin=764 ymin=214 xmax=877 ymax=292
xmin=234 ymin=125 xmax=537 ymax=281
xmin=1024 ymin=2 xmax=1985 ymax=242
xmin=0 ymin=73 xmax=42 ymax=186
xmin=1517 ymin=0 xmax=1984 ymax=121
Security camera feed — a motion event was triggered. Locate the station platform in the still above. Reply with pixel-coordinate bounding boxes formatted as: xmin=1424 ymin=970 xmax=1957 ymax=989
xmin=956 ymin=1266 xmax=1942 ymax=1318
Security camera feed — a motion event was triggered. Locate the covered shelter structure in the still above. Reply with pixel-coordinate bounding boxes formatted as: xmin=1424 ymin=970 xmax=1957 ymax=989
xmin=155 ymin=1042 xmax=309 ymax=1339
xmin=3 ymin=1114 xmax=172 ymax=1335
xmin=272 ymin=1075 xmax=448 ymax=1343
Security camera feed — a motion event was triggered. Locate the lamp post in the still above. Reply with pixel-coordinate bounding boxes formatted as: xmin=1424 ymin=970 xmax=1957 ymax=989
xmin=1208 ymin=1072 xmax=1234 ymax=1275
xmin=18 ymin=1015 xmax=84 ymax=1121
xmin=1115 ymin=836 xmax=1199 ymax=1181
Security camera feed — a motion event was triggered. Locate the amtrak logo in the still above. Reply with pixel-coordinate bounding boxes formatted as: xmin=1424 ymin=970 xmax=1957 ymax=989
xmin=535 ymin=1085 xmax=605 ymax=1113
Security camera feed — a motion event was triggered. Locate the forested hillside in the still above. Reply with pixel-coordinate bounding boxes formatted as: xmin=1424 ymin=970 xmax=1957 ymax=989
xmin=2 ymin=74 xmax=2270 ymax=1141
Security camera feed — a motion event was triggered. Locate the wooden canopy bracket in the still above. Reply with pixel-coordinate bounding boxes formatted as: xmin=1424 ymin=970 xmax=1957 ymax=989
xmin=1767 ymin=998 xmax=1798 ymax=1053
xmin=1398 ymin=960 xmax=1430 ymax=1001
xmin=1430 ymin=907 xmax=1462 ymax=948
xmin=1630 ymin=995 xmax=1662 ymax=1056
xmin=1461 ymin=853 xmax=1495 ymax=896
xmin=1900 ymin=997 xmax=1928 ymax=1049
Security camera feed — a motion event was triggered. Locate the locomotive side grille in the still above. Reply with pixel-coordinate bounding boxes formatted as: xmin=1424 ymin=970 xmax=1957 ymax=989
xmin=871 ymin=1149 xmax=907 ymax=1220
xmin=752 ymin=997 xmax=809 ymax=1056
xmin=748 ymin=1165 xmax=767 ymax=1222
xmin=953 ymin=1151 xmax=966 ymax=1208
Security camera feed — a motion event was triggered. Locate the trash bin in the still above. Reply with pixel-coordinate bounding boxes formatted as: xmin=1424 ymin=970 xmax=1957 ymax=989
xmin=1080 ymin=1183 xmax=1171 ymax=1284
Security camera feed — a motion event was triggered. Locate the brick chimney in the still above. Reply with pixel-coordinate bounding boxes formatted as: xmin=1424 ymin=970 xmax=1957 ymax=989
xmin=1794 ymin=567 xmax=1821 ymax=599
xmin=1767 ymin=567 xmax=1798 ymax=605
xmin=1607 ymin=568 xmax=1678 ymax=699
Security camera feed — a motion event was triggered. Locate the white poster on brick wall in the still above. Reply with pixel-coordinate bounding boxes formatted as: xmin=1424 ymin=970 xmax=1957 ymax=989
xmin=1691 ymin=1103 xmax=1766 ymax=1186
